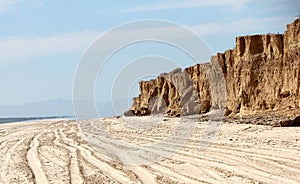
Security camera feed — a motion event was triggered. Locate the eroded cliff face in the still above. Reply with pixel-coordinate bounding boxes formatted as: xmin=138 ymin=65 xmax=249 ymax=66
xmin=126 ymin=18 xmax=300 ymax=117
xmin=127 ymin=64 xmax=213 ymax=116
xmin=220 ymin=18 xmax=300 ymax=116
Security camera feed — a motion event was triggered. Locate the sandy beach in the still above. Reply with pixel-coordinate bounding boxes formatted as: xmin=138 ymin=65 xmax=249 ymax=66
xmin=0 ymin=116 xmax=299 ymax=184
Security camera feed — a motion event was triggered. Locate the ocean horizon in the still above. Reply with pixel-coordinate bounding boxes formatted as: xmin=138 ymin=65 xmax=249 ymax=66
xmin=0 ymin=116 xmax=74 ymax=124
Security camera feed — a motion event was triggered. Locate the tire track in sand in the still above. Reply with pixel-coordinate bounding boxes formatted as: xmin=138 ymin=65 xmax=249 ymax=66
xmin=82 ymin=119 xmax=300 ymax=184
xmin=59 ymin=127 xmax=137 ymax=184
xmin=1 ymin=137 xmax=29 ymax=183
xmin=114 ymin=130 xmax=300 ymax=177
xmin=26 ymin=133 xmax=48 ymax=184
xmin=53 ymin=129 xmax=83 ymax=184
xmin=78 ymin=120 xmax=157 ymax=184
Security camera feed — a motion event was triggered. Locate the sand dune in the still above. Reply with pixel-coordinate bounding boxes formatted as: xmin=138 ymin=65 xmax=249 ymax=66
xmin=0 ymin=116 xmax=299 ymax=184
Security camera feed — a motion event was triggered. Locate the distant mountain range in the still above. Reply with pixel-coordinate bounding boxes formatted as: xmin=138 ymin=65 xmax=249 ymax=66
xmin=0 ymin=99 xmax=73 ymax=118
xmin=0 ymin=98 xmax=130 ymax=118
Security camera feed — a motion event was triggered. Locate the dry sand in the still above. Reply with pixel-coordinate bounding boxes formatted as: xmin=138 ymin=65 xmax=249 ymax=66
xmin=0 ymin=116 xmax=299 ymax=184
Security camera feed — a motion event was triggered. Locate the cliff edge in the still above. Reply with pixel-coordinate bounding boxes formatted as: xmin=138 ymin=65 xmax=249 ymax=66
xmin=125 ymin=18 xmax=300 ymax=120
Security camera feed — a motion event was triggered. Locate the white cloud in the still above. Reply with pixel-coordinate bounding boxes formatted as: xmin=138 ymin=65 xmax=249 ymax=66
xmin=0 ymin=0 xmax=44 ymax=13
xmin=192 ymin=16 xmax=295 ymax=36
xmin=1 ymin=16 xmax=295 ymax=66
xmin=123 ymin=0 xmax=253 ymax=13
xmin=0 ymin=24 xmax=203 ymax=66
xmin=0 ymin=31 xmax=100 ymax=65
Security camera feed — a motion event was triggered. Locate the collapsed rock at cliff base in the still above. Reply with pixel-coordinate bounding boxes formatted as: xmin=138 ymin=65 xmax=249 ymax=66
xmin=125 ymin=17 xmax=300 ymax=119
xmin=124 ymin=110 xmax=135 ymax=116
xmin=271 ymin=116 xmax=300 ymax=127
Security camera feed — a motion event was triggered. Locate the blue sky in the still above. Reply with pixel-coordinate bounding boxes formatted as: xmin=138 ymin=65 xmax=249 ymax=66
xmin=0 ymin=0 xmax=299 ymax=108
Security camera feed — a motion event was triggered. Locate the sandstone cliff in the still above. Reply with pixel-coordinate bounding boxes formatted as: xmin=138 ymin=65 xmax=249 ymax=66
xmin=125 ymin=18 xmax=300 ymax=118
xmin=220 ymin=18 xmax=300 ymax=116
